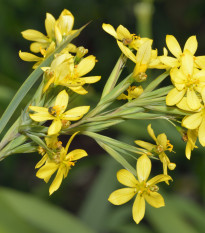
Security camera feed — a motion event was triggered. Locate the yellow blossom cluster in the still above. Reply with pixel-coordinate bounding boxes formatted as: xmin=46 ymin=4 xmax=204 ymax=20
xmin=160 ymin=35 xmax=205 ymax=159
xmin=19 ymin=9 xmax=101 ymax=194
xmin=3 ymin=10 xmax=204 ymax=225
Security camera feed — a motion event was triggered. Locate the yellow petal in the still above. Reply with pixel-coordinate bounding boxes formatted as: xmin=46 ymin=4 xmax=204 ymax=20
xmin=19 ymin=51 xmax=41 ymax=62
xmin=183 ymin=36 xmax=197 ymax=55
xmin=201 ymin=86 xmax=205 ymax=104
xmin=117 ymin=169 xmax=138 ymax=187
xmin=54 ymin=90 xmax=69 ymax=113
xmin=29 ymin=106 xmax=49 ymax=113
xmin=187 ymin=88 xmax=201 ymax=110
xmin=69 ymin=86 xmax=88 ymax=95
xmin=137 ymin=154 xmax=151 ymax=182
xmin=30 ymin=42 xmax=47 ymax=53
xmin=117 ymin=41 xmax=136 ymax=63
xmin=170 ymin=68 xmax=186 ymax=85
xmin=102 ymin=23 xmax=117 ymax=38
xmin=116 ymin=25 xmax=131 ymax=40
xmin=144 ymin=192 xmax=165 ymax=208
xmin=80 ymin=76 xmax=101 ymax=84
xmin=43 ymin=76 xmax=55 ymax=93
xmin=45 ymin=13 xmax=56 ymax=38
xmin=48 ymin=119 xmax=62 ymax=135
xmin=49 ymin=167 xmax=64 ymax=195
xmin=198 ymin=118 xmax=205 ymax=146
xmin=147 ymin=124 xmax=157 ymax=142
xmin=181 ymin=50 xmax=194 ymax=76
xmin=36 ymin=162 xmax=58 ymax=180
xmin=194 ymin=69 xmax=205 ymax=82
xmin=76 ymin=55 xmax=96 ymax=77
xmin=182 ymin=112 xmax=202 ymax=129
xmin=35 ymin=154 xmax=48 ymax=169
xmin=21 ymin=29 xmax=48 ymax=42
xmin=176 ymin=97 xmax=192 ymax=111
xmin=51 ymin=53 xmax=73 ymax=69
xmin=185 ymin=142 xmax=192 ymax=160
xmin=186 ymin=129 xmax=198 ymax=159
xmin=134 ymin=140 xmax=155 ymax=151
xmin=156 ymin=133 xmax=167 ymax=148
xmin=63 ymin=106 xmax=90 ymax=121
xmin=195 ymin=56 xmax=205 ymax=69
xmin=64 ymin=131 xmax=79 ymax=154
xmin=57 ymin=9 xmax=74 ymax=35
xmin=147 ymin=174 xmax=172 ymax=186
xmin=166 ymin=35 xmax=182 ymax=58
xmin=67 ymin=149 xmax=88 ymax=161
xmin=159 ymin=153 xmax=169 ymax=177
xmin=159 ymin=56 xmax=179 ymax=68
xmin=29 ymin=112 xmax=54 ymax=122
xmin=166 ymin=88 xmax=186 ymax=106
xmin=132 ymin=194 xmax=145 ymax=224
xmin=108 ymin=188 xmax=136 ymax=205
xmin=136 ymin=40 xmax=152 ymax=65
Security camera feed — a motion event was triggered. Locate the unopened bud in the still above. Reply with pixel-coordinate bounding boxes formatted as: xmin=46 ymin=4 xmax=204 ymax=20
xmin=135 ymin=72 xmax=147 ymax=82
xmin=76 ymin=46 xmax=88 ymax=59
xmin=149 ymin=185 xmax=159 ymax=192
xmin=168 ymin=163 xmax=176 ymax=170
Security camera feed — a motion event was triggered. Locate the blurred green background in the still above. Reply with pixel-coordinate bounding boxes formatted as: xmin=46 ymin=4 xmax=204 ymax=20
xmin=0 ymin=0 xmax=205 ymax=232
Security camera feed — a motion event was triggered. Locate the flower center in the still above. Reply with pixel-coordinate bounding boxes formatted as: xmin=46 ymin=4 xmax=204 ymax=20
xmin=185 ymin=74 xmax=199 ymax=88
xmin=48 ymin=105 xmax=63 ymax=117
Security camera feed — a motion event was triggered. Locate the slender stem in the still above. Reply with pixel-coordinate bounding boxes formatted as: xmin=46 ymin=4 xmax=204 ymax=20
xmin=101 ymin=54 xmax=127 ymax=99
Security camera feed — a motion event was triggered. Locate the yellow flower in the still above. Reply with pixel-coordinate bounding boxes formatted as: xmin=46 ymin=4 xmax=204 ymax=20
xmin=166 ymin=50 xmax=205 ymax=110
xmin=108 ymin=154 xmax=172 ymax=224
xmin=29 ymin=90 xmax=90 ymax=135
xmin=19 ymin=42 xmax=55 ymax=69
xmin=36 ymin=132 xmax=88 ymax=195
xmin=21 ymin=9 xmax=75 ymax=53
xmin=182 ymin=105 xmax=205 ymax=147
xmin=43 ymin=55 xmax=101 ymax=94
xmin=135 ymin=124 xmax=176 ymax=178
xmin=117 ymin=40 xmax=166 ymax=81
xmin=54 ymin=9 xmax=75 ymax=45
xmin=117 ymin=85 xmax=143 ymax=100
xmin=36 ymin=135 xmax=62 ymax=169
xmin=160 ymin=35 xmax=205 ymax=69
xmin=185 ymin=129 xmax=198 ymax=160
xmin=102 ymin=23 xmax=150 ymax=50
xmin=42 ymin=52 xmax=74 ymax=92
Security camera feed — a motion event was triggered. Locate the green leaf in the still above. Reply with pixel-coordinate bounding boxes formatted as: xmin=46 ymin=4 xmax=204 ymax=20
xmin=0 ymin=187 xmax=96 ymax=233
xmin=145 ymin=105 xmax=189 ymax=115
xmin=26 ymin=133 xmax=53 ymax=157
xmin=101 ymin=54 xmax=127 ymax=99
xmin=143 ymin=70 xmax=170 ymax=93
xmin=97 ymin=141 xmax=136 ymax=175
xmin=83 ymin=131 xmax=144 ymax=155
xmin=0 ymin=25 xmax=86 ymax=135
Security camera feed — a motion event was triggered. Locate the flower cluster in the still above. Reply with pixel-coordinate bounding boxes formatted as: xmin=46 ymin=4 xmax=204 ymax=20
xmin=160 ymin=35 xmax=205 ymax=159
xmin=19 ymin=9 xmax=101 ymax=194
xmin=1 ymin=9 xmax=205 ymax=225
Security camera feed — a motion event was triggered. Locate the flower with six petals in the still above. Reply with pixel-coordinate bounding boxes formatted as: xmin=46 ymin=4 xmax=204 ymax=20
xmin=29 ymin=90 xmax=90 ymax=135
xmin=108 ymin=154 xmax=172 ymax=224
xmin=36 ymin=132 xmax=88 ymax=195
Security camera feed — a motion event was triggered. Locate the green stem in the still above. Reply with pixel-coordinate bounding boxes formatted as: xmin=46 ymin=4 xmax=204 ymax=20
xmin=0 ymin=135 xmax=27 ymax=160
xmin=97 ymin=141 xmax=136 ymax=175
xmin=100 ymin=54 xmax=127 ymax=99
xmin=83 ymin=131 xmax=145 ymax=155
